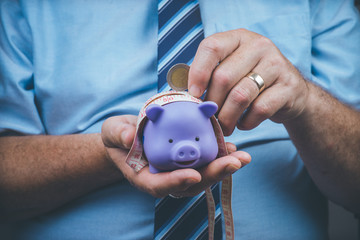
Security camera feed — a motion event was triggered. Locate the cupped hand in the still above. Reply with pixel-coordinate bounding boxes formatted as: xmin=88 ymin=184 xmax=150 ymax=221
xmin=188 ymin=28 xmax=310 ymax=136
xmin=101 ymin=115 xmax=250 ymax=198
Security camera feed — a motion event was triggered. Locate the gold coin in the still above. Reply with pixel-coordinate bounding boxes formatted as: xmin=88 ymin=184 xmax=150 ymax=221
xmin=167 ymin=63 xmax=189 ymax=91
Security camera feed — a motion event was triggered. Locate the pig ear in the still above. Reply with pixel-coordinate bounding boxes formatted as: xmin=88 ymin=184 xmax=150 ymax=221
xmin=146 ymin=104 xmax=164 ymax=122
xmin=198 ymin=101 xmax=218 ymax=118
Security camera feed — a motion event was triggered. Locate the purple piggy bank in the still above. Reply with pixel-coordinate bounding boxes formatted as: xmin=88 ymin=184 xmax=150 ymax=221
xmin=143 ymin=101 xmax=219 ymax=173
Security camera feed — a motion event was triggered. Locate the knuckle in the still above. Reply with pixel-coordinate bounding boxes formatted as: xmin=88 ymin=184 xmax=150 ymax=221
xmin=237 ymin=119 xmax=251 ymax=130
xmin=268 ymin=55 xmax=285 ymax=68
xmin=281 ymin=76 xmax=292 ymax=89
xmin=229 ymin=86 xmax=253 ymax=107
xmin=101 ymin=117 xmax=113 ymax=133
xmin=219 ymin=117 xmax=235 ymax=136
xmin=212 ymin=68 xmax=233 ymax=88
xmin=252 ymin=101 xmax=272 ymax=118
xmin=199 ymin=36 xmax=223 ymax=56
xmin=254 ymin=35 xmax=273 ymax=50
xmin=190 ymin=67 xmax=208 ymax=85
xmin=236 ymin=28 xmax=248 ymax=34
xmin=220 ymin=117 xmax=231 ymax=128
xmin=279 ymin=73 xmax=297 ymax=90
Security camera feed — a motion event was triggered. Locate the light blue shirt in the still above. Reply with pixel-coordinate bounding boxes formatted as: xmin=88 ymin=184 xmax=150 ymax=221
xmin=1 ymin=0 xmax=359 ymax=239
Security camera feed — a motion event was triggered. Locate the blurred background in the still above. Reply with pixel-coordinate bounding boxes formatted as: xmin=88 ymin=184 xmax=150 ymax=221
xmin=328 ymin=2 xmax=359 ymax=240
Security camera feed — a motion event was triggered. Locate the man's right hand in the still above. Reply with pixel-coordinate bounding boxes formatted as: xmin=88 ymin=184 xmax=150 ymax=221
xmin=101 ymin=115 xmax=251 ymax=198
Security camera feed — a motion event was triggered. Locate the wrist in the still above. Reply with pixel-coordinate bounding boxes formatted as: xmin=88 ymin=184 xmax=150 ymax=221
xmin=95 ymin=133 xmax=124 ymax=180
xmin=283 ymin=79 xmax=315 ymax=127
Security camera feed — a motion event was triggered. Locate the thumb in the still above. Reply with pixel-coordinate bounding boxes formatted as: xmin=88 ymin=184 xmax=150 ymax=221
xmin=102 ymin=115 xmax=137 ymax=149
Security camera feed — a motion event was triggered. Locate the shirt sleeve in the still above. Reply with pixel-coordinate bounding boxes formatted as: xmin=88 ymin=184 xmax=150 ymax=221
xmin=0 ymin=1 xmax=45 ymax=136
xmin=310 ymin=0 xmax=360 ymax=109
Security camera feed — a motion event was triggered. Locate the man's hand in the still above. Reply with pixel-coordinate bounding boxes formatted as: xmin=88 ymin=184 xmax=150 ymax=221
xmin=188 ymin=28 xmax=309 ymax=136
xmin=187 ymin=29 xmax=360 ymax=214
xmin=101 ymin=115 xmax=251 ymax=198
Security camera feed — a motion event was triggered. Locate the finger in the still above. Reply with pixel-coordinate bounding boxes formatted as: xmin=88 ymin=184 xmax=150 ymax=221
xmin=235 ymin=55 xmax=303 ymax=130
xmin=204 ymin=37 xmax=265 ymax=111
xmin=201 ymin=151 xmax=251 ymax=179
xmin=236 ymin=92 xmax=277 ymax=130
xmin=102 ymin=115 xmax=137 ymax=149
xmin=238 ymin=74 xmax=306 ymax=130
xmin=188 ymin=30 xmax=243 ymax=98
xmin=216 ymin=75 xmax=268 ymax=135
xmin=225 ymin=142 xmax=237 ymax=153
xmin=106 ymin=142 xmax=201 ymax=198
xmin=135 ymin=167 xmax=202 ymax=198
xmin=179 ymin=151 xmax=251 ymax=196
xmin=216 ymin=52 xmax=282 ymax=135
xmin=188 ymin=29 xmax=273 ymax=99
xmin=233 ymin=151 xmax=252 ymax=166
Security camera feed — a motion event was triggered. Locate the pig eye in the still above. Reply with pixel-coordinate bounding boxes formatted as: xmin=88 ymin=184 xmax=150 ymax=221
xmin=195 ymin=136 xmax=200 ymax=141
xmin=168 ymin=139 xmax=173 ymax=143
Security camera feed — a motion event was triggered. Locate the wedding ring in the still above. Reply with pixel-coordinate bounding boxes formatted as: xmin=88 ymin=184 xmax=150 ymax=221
xmin=247 ymin=72 xmax=265 ymax=93
xmin=169 ymin=193 xmax=183 ymax=199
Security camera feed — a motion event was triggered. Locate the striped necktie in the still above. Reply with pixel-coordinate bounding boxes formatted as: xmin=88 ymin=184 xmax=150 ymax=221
xmin=155 ymin=0 xmax=223 ymax=239
xmin=157 ymin=0 xmax=205 ymax=92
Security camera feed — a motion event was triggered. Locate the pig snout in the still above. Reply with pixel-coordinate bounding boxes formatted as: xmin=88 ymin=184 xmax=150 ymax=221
xmin=171 ymin=141 xmax=200 ymax=165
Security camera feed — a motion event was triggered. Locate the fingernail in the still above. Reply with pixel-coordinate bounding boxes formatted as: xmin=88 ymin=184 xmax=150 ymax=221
xmin=185 ymin=178 xmax=199 ymax=186
xmin=228 ymin=145 xmax=237 ymax=153
xmin=189 ymin=85 xmax=202 ymax=98
xmin=237 ymin=152 xmax=252 ymax=165
xmin=226 ymin=164 xmax=240 ymax=174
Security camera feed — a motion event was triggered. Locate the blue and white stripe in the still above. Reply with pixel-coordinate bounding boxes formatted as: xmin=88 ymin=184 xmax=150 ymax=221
xmin=191 ymin=205 xmax=222 ymax=239
xmin=154 ymin=182 xmax=222 ymax=239
xmin=158 ymin=23 xmax=203 ymax=72
xmin=155 ymin=192 xmax=205 ymax=239
xmin=157 ymin=0 xmax=204 ymax=91
xmin=155 ymin=1 xmax=222 ymax=239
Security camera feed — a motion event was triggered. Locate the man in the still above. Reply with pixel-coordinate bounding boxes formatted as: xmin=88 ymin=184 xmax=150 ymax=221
xmin=1 ymin=0 xmax=359 ymax=239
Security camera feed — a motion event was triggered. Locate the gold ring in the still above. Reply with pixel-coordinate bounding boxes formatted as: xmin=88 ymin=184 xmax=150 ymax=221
xmin=247 ymin=72 xmax=265 ymax=93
